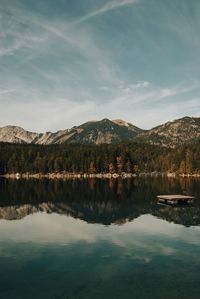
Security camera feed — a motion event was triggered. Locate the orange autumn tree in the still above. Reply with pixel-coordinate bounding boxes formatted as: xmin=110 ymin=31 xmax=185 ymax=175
xmin=108 ymin=162 xmax=115 ymax=174
xmin=179 ymin=160 xmax=186 ymax=174
xmin=116 ymin=156 xmax=123 ymax=174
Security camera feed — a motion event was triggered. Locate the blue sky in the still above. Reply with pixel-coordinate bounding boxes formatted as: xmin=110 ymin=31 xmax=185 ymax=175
xmin=0 ymin=0 xmax=200 ymax=132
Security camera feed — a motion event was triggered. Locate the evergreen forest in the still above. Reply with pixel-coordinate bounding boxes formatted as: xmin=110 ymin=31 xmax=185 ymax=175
xmin=0 ymin=141 xmax=200 ymax=175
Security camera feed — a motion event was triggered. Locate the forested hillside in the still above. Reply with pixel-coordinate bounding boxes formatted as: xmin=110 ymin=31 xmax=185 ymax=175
xmin=0 ymin=141 xmax=199 ymax=175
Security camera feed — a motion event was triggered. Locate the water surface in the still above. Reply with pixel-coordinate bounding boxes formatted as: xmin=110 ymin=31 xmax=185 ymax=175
xmin=0 ymin=178 xmax=200 ymax=299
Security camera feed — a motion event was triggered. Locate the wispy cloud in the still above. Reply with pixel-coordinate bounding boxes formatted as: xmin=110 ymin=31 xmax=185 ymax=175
xmin=0 ymin=88 xmax=16 ymax=95
xmin=0 ymin=0 xmax=199 ymax=130
xmin=0 ymin=9 xmax=49 ymax=57
xmin=71 ymin=0 xmax=138 ymax=26
xmin=93 ymin=80 xmax=200 ymax=128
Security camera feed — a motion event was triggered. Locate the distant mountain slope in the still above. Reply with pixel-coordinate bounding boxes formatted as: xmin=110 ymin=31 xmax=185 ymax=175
xmin=0 ymin=126 xmax=40 ymax=144
xmin=135 ymin=116 xmax=200 ymax=147
xmin=61 ymin=119 xmax=143 ymax=145
xmin=0 ymin=116 xmax=199 ymax=147
xmin=0 ymin=119 xmax=144 ymax=145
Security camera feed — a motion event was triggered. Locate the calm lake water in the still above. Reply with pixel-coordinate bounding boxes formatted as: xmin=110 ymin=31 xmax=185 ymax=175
xmin=0 ymin=177 xmax=200 ymax=299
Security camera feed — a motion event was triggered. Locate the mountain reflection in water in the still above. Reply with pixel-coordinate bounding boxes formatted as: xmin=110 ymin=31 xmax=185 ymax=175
xmin=0 ymin=177 xmax=200 ymax=226
xmin=0 ymin=178 xmax=200 ymax=299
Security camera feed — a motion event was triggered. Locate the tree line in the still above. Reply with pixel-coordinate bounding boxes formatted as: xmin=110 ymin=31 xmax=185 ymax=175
xmin=0 ymin=141 xmax=199 ymax=175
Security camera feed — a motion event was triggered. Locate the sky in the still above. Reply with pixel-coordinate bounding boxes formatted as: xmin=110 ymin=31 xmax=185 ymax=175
xmin=0 ymin=0 xmax=200 ymax=132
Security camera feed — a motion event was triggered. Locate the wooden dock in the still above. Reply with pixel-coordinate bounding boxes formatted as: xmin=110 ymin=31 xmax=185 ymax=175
xmin=157 ymin=195 xmax=194 ymax=206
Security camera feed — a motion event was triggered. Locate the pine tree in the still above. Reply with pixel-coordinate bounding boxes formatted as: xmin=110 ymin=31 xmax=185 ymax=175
xmin=185 ymin=150 xmax=193 ymax=174
xmin=89 ymin=161 xmax=96 ymax=174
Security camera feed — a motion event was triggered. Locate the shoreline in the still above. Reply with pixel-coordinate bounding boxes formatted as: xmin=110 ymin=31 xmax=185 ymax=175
xmin=1 ymin=172 xmax=200 ymax=180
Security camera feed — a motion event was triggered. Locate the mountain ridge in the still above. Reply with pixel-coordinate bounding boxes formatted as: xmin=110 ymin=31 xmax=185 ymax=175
xmin=0 ymin=116 xmax=199 ymax=147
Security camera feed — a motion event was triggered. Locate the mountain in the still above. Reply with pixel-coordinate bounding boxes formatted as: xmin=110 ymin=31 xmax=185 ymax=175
xmin=135 ymin=116 xmax=200 ymax=147
xmin=0 ymin=119 xmax=144 ymax=145
xmin=0 ymin=126 xmax=40 ymax=144
xmin=1 ymin=200 xmax=200 ymax=226
xmin=0 ymin=116 xmax=199 ymax=147
xmin=59 ymin=119 xmax=143 ymax=145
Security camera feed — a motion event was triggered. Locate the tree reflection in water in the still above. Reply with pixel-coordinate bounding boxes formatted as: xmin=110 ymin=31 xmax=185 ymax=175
xmin=0 ymin=177 xmax=199 ymax=226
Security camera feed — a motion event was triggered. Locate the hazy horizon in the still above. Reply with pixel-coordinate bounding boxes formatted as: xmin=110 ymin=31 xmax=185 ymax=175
xmin=0 ymin=0 xmax=200 ymax=131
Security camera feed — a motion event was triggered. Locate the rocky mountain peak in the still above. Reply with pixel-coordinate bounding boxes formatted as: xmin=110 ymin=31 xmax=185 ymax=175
xmin=0 ymin=116 xmax=199 ymax=147
xmin=112 ymin=119 xmax=130 ymax=127
xmin=0 ymin=125 xmax=39 ymax=144
xmin=135 ymin=116 xmax=200 ymax=147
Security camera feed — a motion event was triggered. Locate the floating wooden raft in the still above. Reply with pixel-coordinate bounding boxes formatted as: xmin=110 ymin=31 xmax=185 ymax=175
xmin=157 ymin=195 xmax=194 ymax=206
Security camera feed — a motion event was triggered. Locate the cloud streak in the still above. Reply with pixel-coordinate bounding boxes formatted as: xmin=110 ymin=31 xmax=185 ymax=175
xmin=0 ymin=0 xmax=199 ymax=130
xmin=71 ymin=0 xmax=138 ymax=26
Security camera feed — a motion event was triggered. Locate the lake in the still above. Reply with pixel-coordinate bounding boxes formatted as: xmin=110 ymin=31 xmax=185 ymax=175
xmin=0 ymin=177 xmax=200 ymax=299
